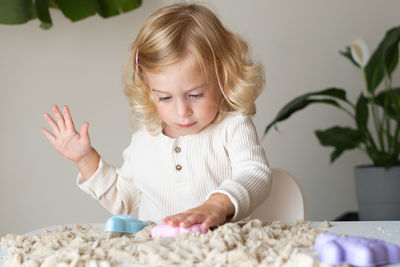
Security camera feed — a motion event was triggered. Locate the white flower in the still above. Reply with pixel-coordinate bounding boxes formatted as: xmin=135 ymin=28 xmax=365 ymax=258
xmin=350 ymin=38 xmax=370 ymax=68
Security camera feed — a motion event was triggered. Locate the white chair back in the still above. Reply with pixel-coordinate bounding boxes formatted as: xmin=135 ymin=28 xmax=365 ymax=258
xmin=251 ymin=168 xmax=306 ymax=222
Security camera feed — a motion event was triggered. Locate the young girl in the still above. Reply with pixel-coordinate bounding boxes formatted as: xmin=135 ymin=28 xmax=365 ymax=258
xmin=41 ymin=3 xmax=271 ymax=230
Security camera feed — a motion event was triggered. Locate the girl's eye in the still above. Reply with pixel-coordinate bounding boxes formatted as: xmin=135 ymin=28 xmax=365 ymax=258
xmin=158 ymin=96 xmax=172 ymax=101
xmin=189 ymin=93 xmax=204 ymax=99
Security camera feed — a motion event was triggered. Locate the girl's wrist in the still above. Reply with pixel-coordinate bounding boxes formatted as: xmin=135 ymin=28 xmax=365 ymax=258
xmin=76 ymin=148 xmax=100 ymax=181
xmin=77 ymin=148 xmax=98 ymax=165
xmin=206 ymin=193 xmax=235 ymax=219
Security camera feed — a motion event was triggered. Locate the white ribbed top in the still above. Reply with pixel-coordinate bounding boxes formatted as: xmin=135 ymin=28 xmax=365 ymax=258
xmin=77 ymin=113 xmax=271 ymax=222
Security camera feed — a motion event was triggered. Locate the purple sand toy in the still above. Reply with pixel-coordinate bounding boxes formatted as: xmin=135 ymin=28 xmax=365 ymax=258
xmin=315 ymin=233 xmax=400 ymax=267
xmin=151 ymin=223 xmax=208 ymax=238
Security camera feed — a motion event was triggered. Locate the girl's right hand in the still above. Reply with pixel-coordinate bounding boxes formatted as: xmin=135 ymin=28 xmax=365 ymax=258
xmin=41 ymin=105 xmax=92 ymax=163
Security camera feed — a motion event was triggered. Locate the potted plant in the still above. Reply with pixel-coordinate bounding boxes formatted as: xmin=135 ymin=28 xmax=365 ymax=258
xmin=264 ymin=25 xmax=400 ymax=220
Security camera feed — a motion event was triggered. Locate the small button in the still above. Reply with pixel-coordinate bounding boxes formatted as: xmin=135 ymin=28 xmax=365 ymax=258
xmin=175 ymin=147 xmax=181 ymax=153
xmin=176 ymin=164 xmax=182 ymax=171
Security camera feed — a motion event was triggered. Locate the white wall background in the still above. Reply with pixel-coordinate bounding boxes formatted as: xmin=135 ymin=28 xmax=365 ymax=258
xmin=1 ymin=0 xmax=399 ymax=236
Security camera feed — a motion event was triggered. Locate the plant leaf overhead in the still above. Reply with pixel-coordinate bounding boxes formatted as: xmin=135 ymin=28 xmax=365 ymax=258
xmin=0 ymin=0 xmax=35 ymax=24
xmin=0 ymin=0 xmax=142 ymax=29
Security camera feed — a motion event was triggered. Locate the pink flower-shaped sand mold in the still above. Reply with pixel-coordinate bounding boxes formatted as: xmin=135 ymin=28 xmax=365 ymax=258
xmin=151 ymin=223 xmax=208 ymax=238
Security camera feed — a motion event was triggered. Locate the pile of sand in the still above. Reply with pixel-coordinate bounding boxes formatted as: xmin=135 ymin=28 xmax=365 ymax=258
xmin=1 ymin=219 xmax=336 ymax=267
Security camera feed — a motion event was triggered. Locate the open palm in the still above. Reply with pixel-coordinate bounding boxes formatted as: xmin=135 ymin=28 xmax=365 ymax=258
xmin=41 ymin=105 xmax=92 ymax=162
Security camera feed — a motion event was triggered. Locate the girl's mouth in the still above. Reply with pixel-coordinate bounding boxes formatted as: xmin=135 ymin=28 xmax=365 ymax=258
xmin=177 ymin=122 xmax=197 ymax=128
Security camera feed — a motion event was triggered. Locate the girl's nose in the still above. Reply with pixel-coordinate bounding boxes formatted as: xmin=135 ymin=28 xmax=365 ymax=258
xmin=176 ymin=99 xmax=193 ymax=117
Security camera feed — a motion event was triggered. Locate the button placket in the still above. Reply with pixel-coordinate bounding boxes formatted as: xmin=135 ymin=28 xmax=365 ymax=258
xmin=173 ymin=141 xmax=185 ymax=182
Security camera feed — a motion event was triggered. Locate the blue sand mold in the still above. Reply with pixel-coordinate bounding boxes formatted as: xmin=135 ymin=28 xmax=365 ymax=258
xmin=105 ymin=214 xmax=148 ymax=234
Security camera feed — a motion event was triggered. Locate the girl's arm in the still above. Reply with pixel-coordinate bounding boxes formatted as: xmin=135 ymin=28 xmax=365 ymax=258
xmin=212 ymin=115 xmax=271 ymax=222
xmin=41 ymin=105 xmax=100 ymax=180
xmin=162 ymin=115 xmax=271 ymax=229
xmin=42 ymin=105 xmax=140 ymax=214
xmin=76 ymin=148 xmax=101 ymax=181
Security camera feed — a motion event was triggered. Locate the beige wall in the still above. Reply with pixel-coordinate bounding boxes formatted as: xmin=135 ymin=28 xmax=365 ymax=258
xmin=1 ymin=0 xmax=399 ymax=235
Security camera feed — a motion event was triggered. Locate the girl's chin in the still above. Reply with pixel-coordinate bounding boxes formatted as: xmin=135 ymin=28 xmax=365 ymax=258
xmin=163 ymin=125 xmax=202 ymax=138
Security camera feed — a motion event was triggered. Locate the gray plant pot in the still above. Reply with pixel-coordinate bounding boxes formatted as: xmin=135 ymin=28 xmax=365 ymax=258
xmin=354 ymin=165 xmax=400 ymax=220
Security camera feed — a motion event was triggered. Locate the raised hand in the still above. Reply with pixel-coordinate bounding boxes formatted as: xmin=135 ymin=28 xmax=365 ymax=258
xmin=41 ymin=105 xmax=92 ymax=163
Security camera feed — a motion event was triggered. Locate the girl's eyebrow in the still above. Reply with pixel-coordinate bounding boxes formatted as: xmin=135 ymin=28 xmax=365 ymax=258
xmin=151 ymin=85 xmax=205 ymax=94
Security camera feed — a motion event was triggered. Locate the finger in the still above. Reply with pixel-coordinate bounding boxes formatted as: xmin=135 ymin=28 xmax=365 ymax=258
xmin=181 ymin=213 xmax=207 ymax=228
xmin=202 ymin=216 xmax=219 ymax=229
xmin=41 ymin=128 xmax=56 ymax=145
xmin=79 ymin=122 xmax=90 ymax=145
xmin=63 ymin=105 xmax=76 ymax=131
xmin=161 ymin=216 xmax=172 ymax=224
xmin=44 ymin=113 xmax=60 ymax=135
xmin=167 ymin=213 xmax=189 ymax=227
xmin=52 ymin=105 xmax=66 ymax=131
xmin=168 ymin=217 xmax=182 ymax=226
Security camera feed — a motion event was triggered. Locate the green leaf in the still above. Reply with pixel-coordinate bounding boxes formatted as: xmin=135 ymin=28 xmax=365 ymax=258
xmin=315 ymin=126 xmax=364 ymax=163
xmin=54 ymin=0 xmax=142 ymax=21
xmin=48 ymin=0 xmax=59 ymax=8
xmin=364 ymin=25 xmax=400 ymax=93
xmin=35 ymin=0 xmax=53 ymax=29
xmin=265 ymin=99 xmax=341 ymax=135
xmin=264 ymin=88 xmax=349 ymax=135
xmin=97 ymin=0 xmax=142 ymax=18
xmin=386 ymin=41 xmax=399 ymax=75
xmin=355 ymin=93 xmax=368 ymax=131
xmin=365 ymin=147 xmax=386 ymax=166
xmin=0 ymin=0 xmax=35 ymax=24
xmin=383 ymin=27 xmax=400 ymax=79
xmin=55 ymin=0 xmax=99 ymax=22
xmin=118 ymin=0 xmax=142 ymax=12
xmin=374 ymin=88 xmax=400 ymax=122
xmin=330 ymin=149 xmax=344 ymax=163
xmin=314 ymin=88 xmax=348 ymax=101
xmin=0 ymin=0 xmax=142 ymax=27
xmin=339 ymin=46 xmax=360 ymax=68
xmin=97 ymin=0 xmax=119 ymax=17
xmin=315 ymin=126 xmax=363 ymax=149
xmin=366 ymin=148 xmax=400 ymax=167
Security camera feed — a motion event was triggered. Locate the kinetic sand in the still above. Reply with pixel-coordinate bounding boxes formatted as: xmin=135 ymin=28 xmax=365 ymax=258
xmin=1 ymin=219 xmax=340 ymax=267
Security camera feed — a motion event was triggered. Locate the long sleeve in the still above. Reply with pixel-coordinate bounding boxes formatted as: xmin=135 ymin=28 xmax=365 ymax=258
xmin=208 ymin=115 xmax=271 ymax=221
xmin=76 ymin=138 xmax=141 ymax=215
xmin=76 ymin=114 xmax=270 ymax=223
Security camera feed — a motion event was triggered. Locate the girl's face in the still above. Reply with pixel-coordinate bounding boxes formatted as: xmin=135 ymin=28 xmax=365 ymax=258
xmin=146 ymin=55 xmax=221 ymax=138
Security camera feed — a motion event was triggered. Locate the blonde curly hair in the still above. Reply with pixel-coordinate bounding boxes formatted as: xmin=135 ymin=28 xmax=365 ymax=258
xmin=123 ymin=3 xmax=265 ymax=135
